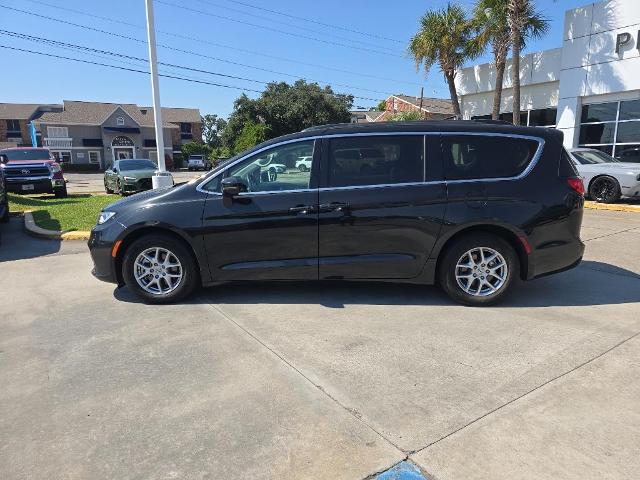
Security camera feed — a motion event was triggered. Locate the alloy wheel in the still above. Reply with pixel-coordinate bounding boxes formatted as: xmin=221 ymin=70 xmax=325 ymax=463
xmin=133 ymin=247 xmax=183 ymax=295
xmin=591 ymin=177 xmax=616 ymax=202
xmin=455 ymin=246 xmax=508 ymax=297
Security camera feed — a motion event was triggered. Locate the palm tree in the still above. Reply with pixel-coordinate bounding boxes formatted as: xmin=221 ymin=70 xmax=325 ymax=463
xmin=507 ymin=0 xmax=548 ymax=124
xmin=409 ymin=3 xmax=477 ymax=117
xmin=474 ymin=0 xmax=548 ymax=121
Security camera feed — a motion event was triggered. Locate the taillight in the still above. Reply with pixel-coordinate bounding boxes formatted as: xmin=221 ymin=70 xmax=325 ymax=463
xmin=567 ymin=177 xmax=585 ymax=195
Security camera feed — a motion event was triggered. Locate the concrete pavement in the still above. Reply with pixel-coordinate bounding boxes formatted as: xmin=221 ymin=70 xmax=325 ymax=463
xmin=1 ymin=209 xmax=639 ymax=479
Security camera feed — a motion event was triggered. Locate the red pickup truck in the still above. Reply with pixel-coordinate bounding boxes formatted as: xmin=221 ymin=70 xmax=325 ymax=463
xmin=0 ymin=147 xmax=67 ymax=197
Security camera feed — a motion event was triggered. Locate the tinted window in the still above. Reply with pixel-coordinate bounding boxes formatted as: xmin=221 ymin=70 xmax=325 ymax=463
xmin=119 ymin=160 xmax=157 ymax=170
xmin=581 ymin=102 xmax=617 ymax=123
xmin=579 ymin=123 xmax=615 ymax=145
xmin=327 ymin=135 xmax=424 ymax=188
xmin=529 ymin=108 xmax=557 ymax=126
xmin=616 ymin=145 xmax=640 ymax=161
xmin=572 ymin=150 xmax=618 ymax=165
xmin=618 ymin=100 xmax=640 ymax=121
xmin=2 ymin=149 xmax=51 ymax=161
xmin=443 ymin=135 xmax=539 ymax=180
xmin=615 ymin=121 xmax=640 ymax=143
xmin=205 ymin=140 xmax=315 ymax=193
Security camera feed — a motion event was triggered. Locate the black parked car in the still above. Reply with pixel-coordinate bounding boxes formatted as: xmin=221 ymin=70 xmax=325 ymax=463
xmin=89 ymin=121 xmax=585 ymax=306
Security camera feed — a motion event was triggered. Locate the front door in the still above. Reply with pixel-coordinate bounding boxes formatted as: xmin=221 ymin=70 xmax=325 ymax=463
xmin=201 ymin=139 xmax=320 ymax=281
xmin=318 ymin=134 xmax=447 ymax=279
xmin=114 ymin=148 xmax=133 ymax=160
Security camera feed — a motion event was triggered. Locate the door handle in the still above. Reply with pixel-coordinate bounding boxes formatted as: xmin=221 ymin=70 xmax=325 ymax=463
xmin=289 ymin=205 xmax=315 ymax=214
xmin=319 ymin=202 xmax=350 ymax=213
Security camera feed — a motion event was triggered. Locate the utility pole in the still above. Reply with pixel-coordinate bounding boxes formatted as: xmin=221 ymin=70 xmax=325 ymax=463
xmin=418 ymin=86 xmax=425 ymax=120
xmin=145 ymin=0 xmax=173 ymax=189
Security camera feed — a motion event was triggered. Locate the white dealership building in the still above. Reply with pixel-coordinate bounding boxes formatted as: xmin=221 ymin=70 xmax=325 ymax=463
xmin=456 ymin=0 xmax=640 ymax=159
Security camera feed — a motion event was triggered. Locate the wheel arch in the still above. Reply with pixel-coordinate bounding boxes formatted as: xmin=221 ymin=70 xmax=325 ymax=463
xmin=587 ymin=173 xmax=620 ymax=192
xmin=114 ymin=225 xmax=203 ymax=285
xmin=434 ymin=224 xmax=529 ymax=281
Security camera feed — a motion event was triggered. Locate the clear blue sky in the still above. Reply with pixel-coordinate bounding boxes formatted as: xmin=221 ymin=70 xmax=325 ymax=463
xmin=1 ymin=0 xmax=588 ymax=117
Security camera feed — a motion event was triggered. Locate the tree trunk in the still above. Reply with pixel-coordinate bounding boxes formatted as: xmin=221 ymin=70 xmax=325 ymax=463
xmin=509 ymin=0 xmax=522 ymax=126
xmin=492 ymin=48 xmax=507 ymax=120
xmin=445 ymin=72 xmax=461 ymax=117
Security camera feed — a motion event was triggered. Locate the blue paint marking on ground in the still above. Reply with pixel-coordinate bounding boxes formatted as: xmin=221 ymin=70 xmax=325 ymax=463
xmin=375 ymin=461 xmax=426 ymax=480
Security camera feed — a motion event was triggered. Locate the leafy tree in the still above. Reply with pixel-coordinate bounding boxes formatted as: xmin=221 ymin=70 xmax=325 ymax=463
xmin=507 ymin=0 xmax=548 ymax=124
xmin=409 ymin=3 xmax=478 ymax=117
xmin=201 ymin=114 xmax=227 ymax=147
xmin=389 ymin=111 xmax=423 ymax=121
xmin=376 ymin=99 xmax=388 ymax=111
xmin=221 ymin=80 xmax=353 ymax=152
xmin=234 ymin=121 xmax=270 ymax=154
xmin=181 ymin=140 xmax=210 ymax=159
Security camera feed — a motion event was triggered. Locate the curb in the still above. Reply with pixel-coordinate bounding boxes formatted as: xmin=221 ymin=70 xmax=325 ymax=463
xmin=23 ymin=211 xmax=90 ymax=241
xmin=584 ymin=201 xmax=640 ymax=213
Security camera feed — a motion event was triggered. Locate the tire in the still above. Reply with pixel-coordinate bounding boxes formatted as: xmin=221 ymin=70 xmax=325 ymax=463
xmin=116 ymin=179 xmax=123 ymax=196
xmin=589 ymin=176 xmax=621 ymax=203
xmin=298 ymin=164 xmax=308 ymax=172
xmin=54 ymin=184 xmax=68 ymax=198
xmin=438 ymin=233 xmax=519 ymax=306
xmin=105 ymin=181 xmax=114 ymax=194
xmin=122 ymin=234 xmax=199 ymax=304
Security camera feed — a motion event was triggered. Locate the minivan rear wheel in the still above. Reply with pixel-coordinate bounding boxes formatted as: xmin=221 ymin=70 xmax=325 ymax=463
xmin=439 ymin=233 xmax=519 ymax=306
xmin=122 ymin=234 xmax=198 ymax=304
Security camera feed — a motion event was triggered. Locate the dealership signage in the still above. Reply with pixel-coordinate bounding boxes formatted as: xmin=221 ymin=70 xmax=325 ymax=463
xmin=615 ymin=31 xmax=640 ymax=53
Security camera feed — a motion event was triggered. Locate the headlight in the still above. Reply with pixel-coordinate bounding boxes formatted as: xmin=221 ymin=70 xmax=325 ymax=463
xmin=97 ymin=211 xmax=116 ymax=225
xmin=50 ymin=163 xmax=62 ymax=173
xmin=123 ymin=176 xmax=137 ymax=182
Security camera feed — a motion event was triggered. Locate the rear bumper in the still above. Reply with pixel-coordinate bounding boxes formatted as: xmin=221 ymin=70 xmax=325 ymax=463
xmin=527 ymin=238 xmax=585 ymax=280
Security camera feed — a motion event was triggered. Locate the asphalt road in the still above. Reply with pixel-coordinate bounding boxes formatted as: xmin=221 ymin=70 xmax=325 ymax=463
xmin=1 ymin=210 xmax=639 ymax=479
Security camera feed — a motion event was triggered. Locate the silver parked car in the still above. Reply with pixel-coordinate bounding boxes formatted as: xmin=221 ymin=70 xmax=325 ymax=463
xmin=568 ymin=148 xmax=640 ymax=203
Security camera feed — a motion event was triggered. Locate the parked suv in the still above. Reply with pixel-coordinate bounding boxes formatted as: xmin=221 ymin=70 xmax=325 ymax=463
xmin=0 ymin=148 xmax=67 ymax=197
xmin=187 ymin=155 xmax=211 ymax=171
xmin=89 ymin=121 xmax=585 ymax=306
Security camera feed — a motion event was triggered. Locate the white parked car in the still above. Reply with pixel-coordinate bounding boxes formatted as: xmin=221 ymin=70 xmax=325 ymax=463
xmin=187 ymin=155 xmax=211 ymax=171
xmin=295 ymin=156 xmax=313 ymax=172
xmin=568 ymin=148 xmax=640 ymax=203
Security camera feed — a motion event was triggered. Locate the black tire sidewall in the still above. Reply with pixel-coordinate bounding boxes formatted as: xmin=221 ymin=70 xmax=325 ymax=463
xmin=590 ymin=176 xmax=620 ymax=203
xmin=439 ymin=233 xmax=519 ymax=306
xmin=122 ymin=234 xmax=198 ymax=304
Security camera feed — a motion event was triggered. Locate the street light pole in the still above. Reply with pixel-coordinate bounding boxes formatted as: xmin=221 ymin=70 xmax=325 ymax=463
xmin=144 ymin=0 xmax=173 ymax=189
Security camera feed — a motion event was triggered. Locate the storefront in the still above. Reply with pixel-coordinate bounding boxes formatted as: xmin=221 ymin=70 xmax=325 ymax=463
xmin=455 ymin=0 xmax=640 ymax=160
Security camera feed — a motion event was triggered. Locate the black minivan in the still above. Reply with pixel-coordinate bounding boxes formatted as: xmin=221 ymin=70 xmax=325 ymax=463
xmin=89 ymin=121 xmax=585 ymax=306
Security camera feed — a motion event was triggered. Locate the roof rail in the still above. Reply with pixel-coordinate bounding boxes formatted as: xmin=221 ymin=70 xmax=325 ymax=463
xmin=470 ymin=119 xmax=514 ymax=125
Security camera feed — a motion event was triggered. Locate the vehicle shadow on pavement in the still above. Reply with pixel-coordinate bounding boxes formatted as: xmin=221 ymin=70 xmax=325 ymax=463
xmin=113 ymin=260 xmax=640 ymax=309
xmin=0 ymin=216 xmax=62 ymax=261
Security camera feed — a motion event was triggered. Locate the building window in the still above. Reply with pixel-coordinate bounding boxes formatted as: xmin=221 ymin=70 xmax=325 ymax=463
xmin=6 ymin=119 xmax=21 ymax=135
xmin=180 ymin=123 xmax=193 ymax=140
xmin=148 ymin=150 xmax=158 ymax=163
xmin=52 ymin=151 xmax=72 ymax=163
xmin=47 ymin=126 xmax=69 ymax=138
xmin=116 ymin=116 xmax=125 ymax=126
xmin=88 ymin=151 xmax=101 ymax=164
xmin=111 ymin=135 xmax=134 ymax=147
xmin=471 ymin=108 xmax=556 ymax=127
xmin=578 ymin=100 xmax=640 ymax=158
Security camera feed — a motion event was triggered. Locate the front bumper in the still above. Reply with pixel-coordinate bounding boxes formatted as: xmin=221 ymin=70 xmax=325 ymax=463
xmin=88 ymin=223 xmax=125 ymax=285
xmin=6 ymin=177 xmax=64 ymax=194
xmin=121 ymin=178 xmax=153 ymax=194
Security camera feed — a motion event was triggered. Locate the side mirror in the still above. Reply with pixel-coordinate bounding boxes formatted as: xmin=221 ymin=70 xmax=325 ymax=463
xmin=221 ymin=176 xmax=247 ymax=197
xmin=0 ymin=154 xmax=8 ymax=165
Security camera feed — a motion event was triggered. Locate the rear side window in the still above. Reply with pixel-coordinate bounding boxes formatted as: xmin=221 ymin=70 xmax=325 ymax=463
xmin=327 ymin=135 xmax=424 ymax=188
xmin=442 ymin=135 xmax=540 ymax=180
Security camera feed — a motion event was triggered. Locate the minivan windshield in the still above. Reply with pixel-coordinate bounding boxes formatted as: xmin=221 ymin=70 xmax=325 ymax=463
xmin=2 ymin=149 xmax=51 ymax=161
xmin=572 ymin=150 xmax=619 ymax=165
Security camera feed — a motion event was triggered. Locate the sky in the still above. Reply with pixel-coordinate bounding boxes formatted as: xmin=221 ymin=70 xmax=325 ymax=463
xmin=0 ymin=0 xmax=590 ymax=118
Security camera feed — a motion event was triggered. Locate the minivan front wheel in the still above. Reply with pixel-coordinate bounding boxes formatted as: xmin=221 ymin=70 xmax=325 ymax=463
xmin=122 ymin=234 xmax=198 ymax=304
xmin=439 ymin=233 xmax=519 ymax=306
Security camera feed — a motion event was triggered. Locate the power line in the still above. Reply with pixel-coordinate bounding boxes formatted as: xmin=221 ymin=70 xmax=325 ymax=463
xmin=22 ymin=0 xmax=422 ymax=87
xmin=154 ymin=0 xmax=403 ymax=58
xmin=218 ymin=0 xmax=405 ymax=45
xmin=0 ymin=5 xmax=395 ymax=96
xmin=189 ymin=0 xmax=400 ymax=53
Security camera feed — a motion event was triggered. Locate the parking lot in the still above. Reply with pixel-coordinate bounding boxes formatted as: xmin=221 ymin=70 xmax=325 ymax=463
xmin=64 ymin=171 xmax=203 ymax=194
xmin=1 ymin=208 xmax=639 ymax=479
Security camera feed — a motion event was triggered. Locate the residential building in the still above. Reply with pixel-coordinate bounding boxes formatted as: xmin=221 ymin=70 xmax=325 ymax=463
xmin=455 ymin=0 xmax=640 ymax=158
xmin=0 ymin=103 xmax=62 ymax=147
xmin=1 ymin=100 xmax=202 ymax=169
xmin=381 ymin=95 xmax=454 ymax=120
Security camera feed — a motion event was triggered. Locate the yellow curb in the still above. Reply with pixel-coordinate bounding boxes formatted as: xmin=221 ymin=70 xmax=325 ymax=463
xmin=584 ymin=201 xmax=640 ymax=213
xmin=61 ymin=231 xmax=91 ymax=241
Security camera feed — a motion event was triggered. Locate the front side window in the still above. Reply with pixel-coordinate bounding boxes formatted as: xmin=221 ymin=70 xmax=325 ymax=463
xmin=327 ymin=135 xmax=424 ymax=188
xmin=443 ymin=135 xmax=539 ymax=180
xmin=204 ymin=140 xmax=315 ymax=193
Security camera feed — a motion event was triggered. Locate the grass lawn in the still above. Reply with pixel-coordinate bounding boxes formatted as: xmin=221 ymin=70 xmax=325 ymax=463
xmin=9 ymin=193 xmax=119 ymax=232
